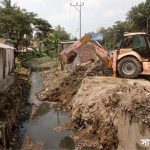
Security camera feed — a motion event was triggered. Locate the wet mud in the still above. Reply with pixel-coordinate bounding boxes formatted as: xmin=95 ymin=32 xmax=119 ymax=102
xmin=13 ymin=72 xmax=75 ymax=149
xmin=38 ymin=60 xmax=150 ymax=150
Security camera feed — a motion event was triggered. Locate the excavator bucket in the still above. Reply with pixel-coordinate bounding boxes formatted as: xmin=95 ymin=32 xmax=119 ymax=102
xmin=59 ymin=35 xmax=92 ymax=64
xmin=80 ymin=34 xmax=92 ymax=44
xmin=59 ymin=34 xmax=113 ymax=72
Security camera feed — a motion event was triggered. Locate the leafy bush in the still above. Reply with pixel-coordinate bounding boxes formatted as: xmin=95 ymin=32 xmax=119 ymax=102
xmin=19 ymin=50 xmax=48 ymax=62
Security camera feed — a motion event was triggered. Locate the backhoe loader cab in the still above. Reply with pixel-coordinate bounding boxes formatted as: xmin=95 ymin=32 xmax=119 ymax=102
xmin=117 ymin=32 xmax=150 ymax=78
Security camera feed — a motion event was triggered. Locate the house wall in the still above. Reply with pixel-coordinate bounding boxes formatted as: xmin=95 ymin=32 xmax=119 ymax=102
xmin=0 ymin=47 xmax=14 ymax=92
xmin=0 ymin=49 xmax=3 ymax=80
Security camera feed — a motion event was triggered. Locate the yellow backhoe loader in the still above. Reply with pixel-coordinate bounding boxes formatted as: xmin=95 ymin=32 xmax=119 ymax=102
xmin=60 ymin=32 xmax=150 ymax=79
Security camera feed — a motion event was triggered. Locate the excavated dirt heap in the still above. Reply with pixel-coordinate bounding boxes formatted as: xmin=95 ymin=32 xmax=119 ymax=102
xmin=66 ymin=76 xmax=150 ymax=149
xmin=38 ymin=59 xmax=150 ymax=149
xmin=123 ymin=90 xmax=150 ymax=124
xmin=41 ymin=60 xmax=112 ymax=108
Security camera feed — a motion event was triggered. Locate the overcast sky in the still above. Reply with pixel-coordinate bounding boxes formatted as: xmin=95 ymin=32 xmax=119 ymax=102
xmin=11 ymin=0 xmax=145 ymax=38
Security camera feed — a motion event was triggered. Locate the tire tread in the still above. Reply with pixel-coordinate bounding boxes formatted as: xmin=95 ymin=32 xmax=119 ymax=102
xmin=118 ymin=56 xmax=142 ymax=79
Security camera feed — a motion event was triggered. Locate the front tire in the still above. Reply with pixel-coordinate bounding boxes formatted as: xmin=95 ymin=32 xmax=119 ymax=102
xmin=117 ymin=57 xmax=142 ymax=79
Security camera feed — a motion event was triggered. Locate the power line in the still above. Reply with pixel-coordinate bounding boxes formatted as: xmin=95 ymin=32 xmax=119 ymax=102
xmin=70 ymin=1 xmax=84 ymax=38
xmin=70 ymin=2 xmax=77 ymax=38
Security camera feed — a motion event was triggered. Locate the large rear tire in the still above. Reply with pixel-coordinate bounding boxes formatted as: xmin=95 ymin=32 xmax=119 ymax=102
xmin=117 ymin=57 xmax=142 ymax=79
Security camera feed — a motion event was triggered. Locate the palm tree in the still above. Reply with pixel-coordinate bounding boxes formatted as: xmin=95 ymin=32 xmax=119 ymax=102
xmin=0 ymin=0 xmax=11 ymax=8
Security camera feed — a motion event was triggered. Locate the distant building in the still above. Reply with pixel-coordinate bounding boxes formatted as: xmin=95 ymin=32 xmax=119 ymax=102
xmin=0 ymin=38 xmax=15 ymax=92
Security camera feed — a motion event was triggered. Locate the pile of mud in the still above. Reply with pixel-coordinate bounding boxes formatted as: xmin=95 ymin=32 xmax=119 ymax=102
xmin=51 ymin=75 xmax=150 ymax=149
xmin=38 ymin=59 xmax=150 ymax=149
xmin=67 ymin=77 xmax=150 ymax=149
xmin=123 ymin=92 xmax=150 ymax=124
xmin=39 ymin=60 xmax=112 ymax=108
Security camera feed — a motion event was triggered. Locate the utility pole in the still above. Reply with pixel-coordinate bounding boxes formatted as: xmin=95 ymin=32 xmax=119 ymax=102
xmin=70 ymin=1 xmax=84 ymax=38
xmin=138 ymin=13 xmax=150 ymax=34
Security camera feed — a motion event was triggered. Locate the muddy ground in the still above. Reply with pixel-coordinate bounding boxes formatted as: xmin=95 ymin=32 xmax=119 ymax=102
xmin=69 ymin=77 xmax=150 ymax=149
xmin=1 ymin=56 xmax=150 ymax=149
xmin=10 ymin=58 xmax=74 ymax=150
xmin=38 ymin=60 xmax=150 ymax=150
xmin=38 ymin=60 xmax=112 ymax=107
xmin=0 ymin=61 xmax=31 ymax=148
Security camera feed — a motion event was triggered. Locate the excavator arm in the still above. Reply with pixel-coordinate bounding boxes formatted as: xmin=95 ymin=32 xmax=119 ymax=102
xmin=59 ymin=35 xmax=91 ymax=64
xmin=59 ymin=34 xmax=113 ymax=67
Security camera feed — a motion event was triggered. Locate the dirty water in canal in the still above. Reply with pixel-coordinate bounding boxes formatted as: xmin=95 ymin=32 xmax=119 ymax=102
xmin=19 ymin=72 xmax=75 ymax=149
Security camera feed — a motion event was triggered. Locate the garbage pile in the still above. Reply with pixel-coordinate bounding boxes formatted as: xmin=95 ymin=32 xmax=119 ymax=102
xmin=38 ymin=59 xmax=150 ymax=149
xmin=40 ymin=60 xmax=112 ymax=109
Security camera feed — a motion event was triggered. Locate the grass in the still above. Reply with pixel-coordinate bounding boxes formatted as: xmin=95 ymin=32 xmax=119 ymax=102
xmin=15 ymin=58 xmax=29 ymax=76
xmin=18 ymin=50 xmax=58 ymax=72
xmin=19 ymin=50 xmax=48 ymax=62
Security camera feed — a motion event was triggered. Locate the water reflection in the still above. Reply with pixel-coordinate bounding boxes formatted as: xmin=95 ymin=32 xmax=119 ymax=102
xmin=23 ymin=72 xmax=75 ymax=149
xmin=59 ymin=136 xmax=75 ymax=149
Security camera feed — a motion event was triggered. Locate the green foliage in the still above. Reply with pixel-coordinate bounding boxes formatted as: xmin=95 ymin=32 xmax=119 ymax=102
xmin=43 ymin=33 xmax=58 ymax=54
xmin=127 ymin=2 xmax=147 ymax=31
xmin=40 ymin=25 xmax=70 ymax=56
xmin=53 ymin=25 xmax=70 ymax=41
xmin=98 ymin=21 xmax=127 ymax=50
xmin=19 ymin=50 xmax=47 ymax=62
xmin=98 ymin=0 xmax=150 ymax=50
xmin=98 ymin=27 xmax=113 ymax=49
xmin=0 ymin=0 xmax=12 ymax=8
xmin=0 ymin=0 xmax=70 ymax=56
xmin=0 ymin=7 xmax=36 ymax=49
xmin=124 ymin=0 xmax=150 ymax=33
xmin=34 ymin=18 xmax=52 ymax=39
xmin=15 ymin=58 xmax=29 ymax=75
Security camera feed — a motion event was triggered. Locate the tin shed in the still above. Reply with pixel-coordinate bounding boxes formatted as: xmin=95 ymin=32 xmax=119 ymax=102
xmin=0 ymin=41 xmax=15 ymax=92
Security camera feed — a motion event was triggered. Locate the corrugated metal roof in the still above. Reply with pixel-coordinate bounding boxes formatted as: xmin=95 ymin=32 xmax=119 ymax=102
xmin=0 ymin=43 xmax=15 ymax=49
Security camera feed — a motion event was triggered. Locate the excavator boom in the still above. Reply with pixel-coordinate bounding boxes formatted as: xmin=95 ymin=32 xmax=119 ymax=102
xmin=59 ymin=32 xmax=150 ymax=79
xmin=59 ymin=35 xmax=91 ymax=63
xmin=59 ymin=34 xmax=111 ymax=66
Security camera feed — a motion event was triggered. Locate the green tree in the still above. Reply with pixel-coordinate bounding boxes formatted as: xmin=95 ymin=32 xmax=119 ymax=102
xmin=98 ymin=27 xmax=114 ymax=50
xmin=41 ymin=25 xmax=70 ymax=56
xmin=97 ymin=0 xmax=150 ymax=49
xmin=0 ymin=0 xmax=70 ymax=54
xmin=112 ymin=21 xmax=128 ymax=45
xmin=127 ymin=0 xmax=150 ymax=32
xmin=53 ymin=25 xmax=70 ymax=41
xmin=0 ymin=7 xmax=36 ymax=49
xmin=34 ymin=18 xmax=52 ymax=39
xmin=43 ymin=33 xmax=58 ymax=55
xmin=0 ymin=0 xmax=11 ymax=8
xmin=33 ymin=18 xmax=54 ymax=52
xmin=98 ymin=21 xmax=128 ymax=50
